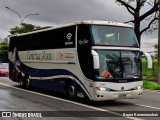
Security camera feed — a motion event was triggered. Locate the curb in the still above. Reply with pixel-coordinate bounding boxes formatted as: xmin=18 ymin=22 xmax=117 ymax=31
xmin=143 ymin=89 xmax=160 ymax=93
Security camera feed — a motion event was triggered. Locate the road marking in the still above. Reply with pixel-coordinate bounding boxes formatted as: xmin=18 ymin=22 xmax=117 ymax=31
xmin=135 ymin=104 xmax=160 ymax=110
xmin=0 ymin=82 xmax=143 ymax=120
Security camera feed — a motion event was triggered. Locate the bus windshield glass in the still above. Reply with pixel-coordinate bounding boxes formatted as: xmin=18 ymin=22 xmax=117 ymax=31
xmin=96 ymin=50 xmax=141 ymax=80
xmin=91 ymin=25 xmax=139 ymax=47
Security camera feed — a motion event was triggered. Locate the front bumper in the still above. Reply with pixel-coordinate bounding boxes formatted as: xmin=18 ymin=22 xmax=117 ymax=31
xmin=93 ymin=89 xmax=143 ymax=101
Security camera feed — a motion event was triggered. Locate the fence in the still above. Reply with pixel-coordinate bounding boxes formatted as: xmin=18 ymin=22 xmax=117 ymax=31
xmin=142 ymin=59 xmax=158 ymax=77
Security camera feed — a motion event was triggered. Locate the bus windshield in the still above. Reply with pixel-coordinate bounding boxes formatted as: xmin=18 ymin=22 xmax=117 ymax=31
xmin=91 ymin=25 xmax=139 ymax=47
xmin=96 ymin=50 xmax=141 ymax=80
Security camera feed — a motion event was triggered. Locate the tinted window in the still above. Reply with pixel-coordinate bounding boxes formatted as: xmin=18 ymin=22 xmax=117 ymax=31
xmin=91 ymin=25 xmax=139 ymax=47
xmin=96 ymin=50 xmax=141 ymax=80
xmin=9 ymin=25 xmax=76 ymax=51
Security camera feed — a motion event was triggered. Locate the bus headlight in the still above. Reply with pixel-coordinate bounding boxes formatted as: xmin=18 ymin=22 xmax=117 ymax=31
xmin=134 ymin=85 xmax=142 ymax=90
xmin=95 ymin=87 xmax=110 ymax=91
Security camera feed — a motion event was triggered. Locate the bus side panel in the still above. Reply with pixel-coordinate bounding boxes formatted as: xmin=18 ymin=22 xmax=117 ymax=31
xmin=30 ymin=78 xmax=90 ymax=99
xmin=30 ymin=78 xmax=66 ymax=94
xmin=8 ymin=25 xmax=92 ymax=100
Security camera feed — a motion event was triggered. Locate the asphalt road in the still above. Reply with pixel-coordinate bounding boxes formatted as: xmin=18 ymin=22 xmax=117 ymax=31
xmin=0 ymin=77 xmax=160 ymax=120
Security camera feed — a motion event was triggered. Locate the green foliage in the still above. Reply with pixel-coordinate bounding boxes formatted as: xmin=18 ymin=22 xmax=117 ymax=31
xmin=10 ymin=23 xmax=37 ymax=35
xmin=0 ymin=42 xmax=9 ymax=62
xmin=154 ymin=44 xmax=158 ymax=49
xmin=143 ymin=80 xmax=160 ymax=90
xmin=141 ymin=59 xmax=158 ymax=77
xmin=153 ymin=43 xmax=158 ymax=59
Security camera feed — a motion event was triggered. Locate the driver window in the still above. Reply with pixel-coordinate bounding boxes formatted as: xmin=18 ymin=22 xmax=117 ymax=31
xmin=105 ymin=33 xmax=117 ymax=45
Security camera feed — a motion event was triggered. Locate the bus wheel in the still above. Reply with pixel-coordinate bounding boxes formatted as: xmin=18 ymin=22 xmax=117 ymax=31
xmin=66 ymin=84 xmax=76 ymax=99
xmin=26 ymin=78 xmax=31 ymax=89
xmin=19 ymin=75 xmax=25 ymax=88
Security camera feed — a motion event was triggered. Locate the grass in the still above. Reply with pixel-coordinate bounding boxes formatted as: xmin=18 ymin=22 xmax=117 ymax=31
xmin=141 ymin=59 xmax=160 ymax=90
xmin=143 ymin=80 xmax=160 ymax=90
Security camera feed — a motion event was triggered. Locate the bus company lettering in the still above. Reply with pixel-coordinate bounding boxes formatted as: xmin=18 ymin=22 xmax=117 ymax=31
xmin=41 ymin=51 xmax=52 ymax=60
xmin=27 ymin=51 xmax=53 ymax=61
xmin=27 ymin=51 xmax=41 ymax=60
xmin=79 ymin=39 xmax=89 ymax=45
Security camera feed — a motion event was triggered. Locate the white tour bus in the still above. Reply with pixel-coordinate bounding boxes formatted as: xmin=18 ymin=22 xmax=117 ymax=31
xmin=9 ymin=20 xmax=143 ymax=101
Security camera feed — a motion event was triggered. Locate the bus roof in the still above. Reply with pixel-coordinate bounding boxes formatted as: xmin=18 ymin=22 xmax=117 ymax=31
xmin=75 ymin=20 xmax=132 ymax=27
xmin=12 ymin=20 xmax=133 ymax=37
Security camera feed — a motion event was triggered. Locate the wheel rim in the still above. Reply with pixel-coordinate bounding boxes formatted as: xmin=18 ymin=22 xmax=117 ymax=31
xmin=26 ymin=79 xmax=30 ymax=88
xmin=26 ymin=79 xmax=29 ymax=86
xmin=19 ymin=76 xmax=23 ymax=87
xmin=19 ymin=79 xmax=23 ymax=86
xmin=19 ymin=75 xmax=25 ymax=88
xmin=68 ymin=86 xmax=75 ymax=97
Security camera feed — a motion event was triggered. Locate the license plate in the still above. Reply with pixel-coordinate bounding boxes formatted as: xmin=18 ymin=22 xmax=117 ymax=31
xmin=119 ymin=94 xmax=126 ymax=98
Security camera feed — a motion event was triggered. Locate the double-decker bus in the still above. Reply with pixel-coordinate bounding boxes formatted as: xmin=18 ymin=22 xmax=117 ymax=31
xmin=9 ymin=20 xmax=143 ymax=101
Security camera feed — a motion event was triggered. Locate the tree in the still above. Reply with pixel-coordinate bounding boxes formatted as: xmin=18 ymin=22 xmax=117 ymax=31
xmin=116 ymin=0 xmax=160 ymax=84
xmin=116 ymin=0 xmax=159 ymax=45
xmin=158 ymin=3 xmax=160 ymax=84
xmin=154 ymin=43 xmax=158 ymax=59
xmin=0 ymin=42 xmax=9 ymax=63
xmin=9 ymin=23 xmax=40 ymax=35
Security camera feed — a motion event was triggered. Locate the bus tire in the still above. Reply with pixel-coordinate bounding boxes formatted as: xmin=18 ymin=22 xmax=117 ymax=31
xmin=25 ymin=78 xmax=31 ymax=89
xmin=19 ymin=75 xmax=25 ymax=88
xmin=66 ymin=84 xmax=76 ymax=99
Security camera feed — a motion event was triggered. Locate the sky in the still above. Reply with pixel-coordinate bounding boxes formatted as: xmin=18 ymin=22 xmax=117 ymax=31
xmin=0 ymin=0 xmax=158 ymax=52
